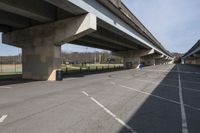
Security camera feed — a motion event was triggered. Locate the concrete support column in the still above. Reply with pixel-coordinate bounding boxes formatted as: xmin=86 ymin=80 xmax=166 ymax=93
xmin=22 ymin=45 xmax=61 ymax=81
xmin=113 ymin=49 xmax=155 ymax=69
xmin=2 ymin=13 xmax=97 ymax=80
xmin=141 ymin=58 xmax=156 ymax=66
xmin=196 ymin=58 xmax=200 ymax=64
xmin=123 ymin=56 xmax=141 ymax=69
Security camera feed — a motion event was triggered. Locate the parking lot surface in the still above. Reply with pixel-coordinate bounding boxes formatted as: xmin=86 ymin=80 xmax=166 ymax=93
xmin=0 ymin=64 xmax=200 ymax=133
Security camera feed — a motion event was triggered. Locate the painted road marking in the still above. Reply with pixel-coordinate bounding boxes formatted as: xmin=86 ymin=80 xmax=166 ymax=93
xmin=109 ymin=75 xmax=200 ymax=93
xmin=140 ymin=69 xmax=200 ymax=75
xmin=110 ymin=81 xmax=116 ymax=85
xmin=64 ymin=78 xmax=79 ymax=81
xmin=0 ymin=86 xmax=12 ymax=89
xmin=177 ymin=65 xmax=189 ymax=133
xmin=82 ymin=91 xmax=137 ymax=133
xmin=0 ymin=115 xmax=8 ymax=123
xmin=114 ymin=83 xmax=200 ymax=111
xmin=161 ymin=78 xmax=200 ymax=85
xmin=134 ymin=78 xmax=200 ymax=93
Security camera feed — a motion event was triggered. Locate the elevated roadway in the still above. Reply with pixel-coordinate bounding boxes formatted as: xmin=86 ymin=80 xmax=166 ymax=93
xmin=182 ymin=40 xmax=200 ymax=64
xmin=0 ymin=0 xmax=172 ymax=80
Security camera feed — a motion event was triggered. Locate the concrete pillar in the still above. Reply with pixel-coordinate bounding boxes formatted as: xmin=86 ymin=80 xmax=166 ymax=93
xmin=141 ymin=53 xmax=165 ymax=66
xmin=196 ymin=58 xmax=200 ymax=64
xmin=123 ymin=56 xmax=141 ymax=69
xmin=2 ymin=13 xmax=97 ymax=80
xmin=113 ymin=49 xmax=155 ymax=69
xmin=141 ymin=58 xmax=156 ymax=66
xmin=22 ymin=45 xmax=61 ymax=80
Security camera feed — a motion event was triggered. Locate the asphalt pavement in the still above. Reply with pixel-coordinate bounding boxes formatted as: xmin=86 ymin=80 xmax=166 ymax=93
xmin=0 ymin=64 xmax=199 ymax=133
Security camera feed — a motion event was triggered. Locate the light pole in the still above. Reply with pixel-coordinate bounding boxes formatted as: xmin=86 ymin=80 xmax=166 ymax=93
xmin=0 ymin=56 xmax=2 ymax=73
xmin=85 ymin=47 xmax=88 ymax=66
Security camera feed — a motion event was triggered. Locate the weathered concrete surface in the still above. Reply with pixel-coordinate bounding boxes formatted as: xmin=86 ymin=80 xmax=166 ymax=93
xmin=182 ymin=40 xmax=200 ymax=65
xmin=22 ymin=45 xmax=61 ymax=81
xmin=184 ymin=57 xmax=200 ymax=65
xmin=113 ymin=49 xmax=171 ymax=68
xmin=0 ymin=64 xmax=200 ymax=133
xmin=0 ymin=0 xmax=172 ymax=80
xmin=114 ymin=49 xmax=154 ymax=64
xmin=2 ymin=13 xmax=97 ymax=80
xmin=183 ymin=54 xmax=200 ymax=65
xmin=2 ymin=13 xmax=97 ymax=47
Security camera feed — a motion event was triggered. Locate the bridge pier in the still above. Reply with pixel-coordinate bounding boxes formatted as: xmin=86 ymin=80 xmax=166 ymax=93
xmin=113 ymin=49 xmax=173 ymax=68
xmin=184 ymin=56 xmax=200 ymax=64
xmin=113 ymin=49 xmax=156 ymax=69
xmin=142 ymin=54 xmax=165 ymax=66
xmin=2 ymin=13 xmax=96 ymax=80
xmin=22 ymin=45 xmax=61 ymax=80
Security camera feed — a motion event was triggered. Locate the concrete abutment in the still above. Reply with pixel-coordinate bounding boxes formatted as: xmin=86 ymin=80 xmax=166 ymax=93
xmin=113 ymin=49 xmax=171 ymax=69
xmin=22 ymin=45 xmax=61 ymax=81
xmin=2 ymin=13 xmax=97 ymax=80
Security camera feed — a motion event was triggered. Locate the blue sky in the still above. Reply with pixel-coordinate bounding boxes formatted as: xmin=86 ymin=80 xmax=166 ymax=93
xmin=122 ymin=0 xmax=200 ymax=53
xmin=1 ymin=0 xmax=200 ymax=55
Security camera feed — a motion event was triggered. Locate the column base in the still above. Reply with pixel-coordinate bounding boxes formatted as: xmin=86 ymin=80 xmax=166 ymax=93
xmin=22 ymin=45 xmax=61 ymax=81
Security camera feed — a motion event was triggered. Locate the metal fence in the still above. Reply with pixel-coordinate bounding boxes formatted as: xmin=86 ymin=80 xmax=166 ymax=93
xmin=0 ymin=55 xmax=124 ymax=76
xmin=0 ymin=56 xmax=22 ymax=75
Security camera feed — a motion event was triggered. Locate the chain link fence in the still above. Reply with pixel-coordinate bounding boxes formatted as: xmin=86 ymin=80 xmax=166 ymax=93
xmin=0 ymin=55 xmax=22 ymax=75
xmin=0 ymin=54 xmax=123 ymax=76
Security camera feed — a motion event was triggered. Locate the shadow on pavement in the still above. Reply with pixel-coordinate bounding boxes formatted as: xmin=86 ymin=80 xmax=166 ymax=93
xmin=117 ymin=65 xmax=199 ymax=133
xmin=0 ymin=75 xmax=39 ymax=86
xmin=0 ymin=68 xmax=126 ymax=86
xmin=63 ymin=68 xmax=125 ymax=78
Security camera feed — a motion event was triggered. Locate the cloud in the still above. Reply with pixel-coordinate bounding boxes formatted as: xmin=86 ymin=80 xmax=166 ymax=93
xmin=122 ymin=0 xmax=200 ymax=53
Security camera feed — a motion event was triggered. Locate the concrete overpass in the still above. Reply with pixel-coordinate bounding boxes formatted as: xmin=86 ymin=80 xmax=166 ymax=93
xmin=182 ymin=40 xmax=200 ymax=64
xmin=0 ymin=0 xmax=172 ymax=80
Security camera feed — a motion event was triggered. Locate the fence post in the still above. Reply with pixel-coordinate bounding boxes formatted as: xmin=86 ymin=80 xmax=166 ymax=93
xmin=80 ymin=67 xmax=82 ymax=73
xmin=66 ymin=66 xmax=68 ymax=73
xmin=0 ymin=57 xmax=2 ymax=73
xmin=15 ymin=62 xmax=17 ymax=73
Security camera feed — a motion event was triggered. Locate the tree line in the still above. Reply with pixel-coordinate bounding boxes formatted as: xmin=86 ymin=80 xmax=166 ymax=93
xmin=0 ymin=52 xmax=123 ymax=64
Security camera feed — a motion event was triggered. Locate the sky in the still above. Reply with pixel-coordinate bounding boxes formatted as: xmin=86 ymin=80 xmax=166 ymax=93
xmin=1 ymin=0 xmax=200 ymax=55
xmin=122 ymin=0 xmax=200 ymax=53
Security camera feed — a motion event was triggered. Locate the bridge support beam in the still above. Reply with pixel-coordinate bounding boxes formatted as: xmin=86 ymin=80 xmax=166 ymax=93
xmin=184 ymin=55 xmax=200 ymax=65
xmin=22 ymin=45 xmax=61 ymax=81
xmin=2 ymin=13 xmax=97 ymax=80
xmin=113 ymin=49 xmax=155 ymax=68
xmin=141 ymin=54 xmax=166 ymax=66
xmin=154 ymin=56 xmax=173 ymax=65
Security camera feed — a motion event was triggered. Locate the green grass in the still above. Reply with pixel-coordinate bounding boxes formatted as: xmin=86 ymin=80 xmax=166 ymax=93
xmin=0 ymin=64 xmax=124 ymax=79
xmin=62 ymin=64 xmax=124 ymax=74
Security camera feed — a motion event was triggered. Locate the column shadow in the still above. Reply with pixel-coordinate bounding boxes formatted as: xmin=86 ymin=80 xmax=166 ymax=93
xmin=117 ymin=65 xmax=184 ymax=133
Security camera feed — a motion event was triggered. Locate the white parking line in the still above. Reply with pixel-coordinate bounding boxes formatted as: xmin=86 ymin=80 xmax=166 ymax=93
xmin=110 ymin=81 xmax=116 ymax=85
xmin=82 ymin=91 xmax=137 ymax=133
xmin=110 ymin=75 xmax=200 ymax=93
xmin=134 ymin=78 xmax=200 ymax=93
xmin=141 ymin=69 xmax=200 ymax=75
xmin=162 ymin=78 xmax=200 ymax=85
xmin=177 ymin=65 xmax=189 ymax=133
xmin=114 ymin=83 xmax=200 ymax=111
xmin=0 ymin=115 xmax=8 ymax=123
xmin=64 ymin=78 xmax=79 ymax=81
xmin=0 ymin=86 xmax=12 ymax=89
